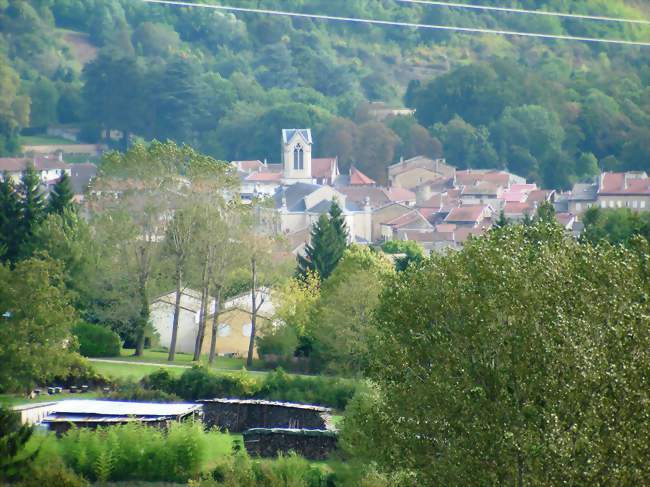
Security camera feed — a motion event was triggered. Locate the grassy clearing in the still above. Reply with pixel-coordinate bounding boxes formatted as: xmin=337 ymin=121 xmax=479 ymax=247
xmin=91 ymin=361 xmax=187 ymax=381
xmin=20 ymin=135 xmax=79 ymax=145
xmin=118 ymin=348 xmax=249 ymax=370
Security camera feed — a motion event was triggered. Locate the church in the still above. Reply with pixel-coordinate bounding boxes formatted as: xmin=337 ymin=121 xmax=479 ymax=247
xmin=233 ymin=129 xmax=375 ymax=251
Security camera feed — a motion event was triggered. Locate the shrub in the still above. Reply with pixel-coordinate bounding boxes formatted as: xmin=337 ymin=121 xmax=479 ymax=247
xmin=142 ymin=366 xmax=359 ymax=410
xmin=257 ymin=325 xmax=299 ymax=359
xmin=48 ymin=354 xmax=110 ymax=388
xmin=72 ymin=322 xmax=121 ymax=358
xmin=107 ymin=379 xmax=181 ymax=402
xmin=58 ymin=421 xmax=207 ymax=482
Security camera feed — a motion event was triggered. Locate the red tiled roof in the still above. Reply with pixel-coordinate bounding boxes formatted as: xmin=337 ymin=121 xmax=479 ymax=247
xmin=349 ymin=166 xmax=375 ymax=185
xmin=556 ymin=212 xmax=575 ymax=227
xmin=504 ymin=201 xmax=533 ymax=215
xmin=455 ymin=226 xmax=487 ymax=243
xmin=0 ymin=156 xmax=70 ymax=172
xmin=599 ymin=172 xmax=650 ymax=195
xmin=526 ymin=189 xmax=551 ymax=203
xmin=337 ymin=186 xmax=391 ymax=208
xmin=400 ymin=230 xmax=436 ymax=242
xmin=385 ymin=210 xmax=429 ymax=228
xmin=385 ymin=187 xmax=416 ymax=203
xmin=312 ymin=158 xmax=337 ymax=179
xmin=245 ymin=171 xmax=283 ymax=183
xmin=435 ymin=223 xmax=457 ymax=233
xmin=445 ymin=205 xmax=487 ymax=224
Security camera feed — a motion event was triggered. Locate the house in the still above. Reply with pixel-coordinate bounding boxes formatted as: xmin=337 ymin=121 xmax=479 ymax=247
xmin=455 ymin=169 xmax=525 ymax=188
xmin=444 ymin=205 xmax=493 ymax=228
xmin=202 ymin=289 xmax=275 ymax=359
xmin=380 ymin=209 xmax=433 ymax=241
xmin=280 ymin=129 xmax=339 ymax=185
xmin=567 ymin=172 xmax=650 ymax=213
xmin=388 ymin=156 xmax=455 ymax=190
xmin=270 ymin=183 xmax=372 ymax=244
xmin=371 ymin=202 xmax=413 ymax=242
xmin=0 ymin=155 xmax=71 ymax=185
xmin=150 ymin=288 xmax=215 ymax=355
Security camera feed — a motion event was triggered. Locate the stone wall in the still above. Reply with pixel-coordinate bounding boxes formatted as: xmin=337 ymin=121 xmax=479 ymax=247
xmin=243 ymin=428 xmax=337 ymax=460
xmin=200 ymin=399 xmax=330 ymax=433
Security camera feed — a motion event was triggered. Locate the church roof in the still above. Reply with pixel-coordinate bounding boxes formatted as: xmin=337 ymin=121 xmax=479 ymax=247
xmin=282 ymin=129 xmax=312 ymax=145
xmin=312 ymin=158 xmax=337 ymax=179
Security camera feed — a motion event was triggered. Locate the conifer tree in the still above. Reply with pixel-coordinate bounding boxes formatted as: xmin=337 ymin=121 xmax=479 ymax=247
xmin=298 ymin=200 xmax=348 ymax=280
xmin=0 ymin=175 xmax=20 ymax=263
xmin=48 ymin=171 xmax=74 ymax=215
xmin=494 ymin=210 xmax=509 ymax=228
xmin=17 ymin=165 xmax=46 ymax=260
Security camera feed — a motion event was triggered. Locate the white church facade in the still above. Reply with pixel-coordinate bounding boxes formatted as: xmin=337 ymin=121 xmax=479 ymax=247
xmin=234 ymin=129 xmax=373 ymax=250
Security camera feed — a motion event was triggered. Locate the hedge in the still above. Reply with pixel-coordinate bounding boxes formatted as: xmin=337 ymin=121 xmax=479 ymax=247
xmin=72 ymin=322 xmax=121 ymax=358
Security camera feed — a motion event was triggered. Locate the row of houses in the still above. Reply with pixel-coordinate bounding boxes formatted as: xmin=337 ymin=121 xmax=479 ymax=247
xmin=0 ymin=154 xmax=97 ymax=202
xmin=235 ymin=128 xmax=581 ymax=254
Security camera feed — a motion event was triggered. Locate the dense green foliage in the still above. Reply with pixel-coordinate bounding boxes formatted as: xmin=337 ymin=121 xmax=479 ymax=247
xmin=381 ymin=239 xmax=425 ymax=271
xmin=581 ymin=206 xmax=650 ymax=245
xmin=72 ymin=322 xmax=122 ymax=358
xmin=3 ymin=0 xmax=649 ymax=187
xmin=47 ymin=171 xmax=74 ymax=215
xmin=144 ymin=367 xmax=358 ymax=410
xmin=0 ymin=257 xmax=81 ymax=392
xmin=0 ymin=406 xmax=35 ymax=482
xmin=56 ymin=422 xmax=206 ymax=482
xmin=343 ymin=221 xmax=650 ymax=484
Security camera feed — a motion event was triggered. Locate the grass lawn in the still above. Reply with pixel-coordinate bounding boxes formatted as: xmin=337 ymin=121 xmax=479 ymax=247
xmin=116 ymin=348 xmax=249 ymax=371
xmin=91 ymin=361 xmax=187 ymax=381
xmin=20 ymin=135 xmax=79 ymax=145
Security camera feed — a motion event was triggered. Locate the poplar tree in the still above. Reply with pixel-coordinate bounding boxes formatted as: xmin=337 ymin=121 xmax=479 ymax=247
xmin=48 ymin=171 xmax=74 ymax=214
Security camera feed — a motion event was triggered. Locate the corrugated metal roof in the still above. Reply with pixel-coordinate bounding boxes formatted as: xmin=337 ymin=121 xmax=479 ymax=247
xmin=47 ymin=400 xmax=201 ymax=417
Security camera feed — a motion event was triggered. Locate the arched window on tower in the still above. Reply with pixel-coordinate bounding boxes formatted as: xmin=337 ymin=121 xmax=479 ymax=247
xmin=293 ymin=144 xmax=304 ymax=170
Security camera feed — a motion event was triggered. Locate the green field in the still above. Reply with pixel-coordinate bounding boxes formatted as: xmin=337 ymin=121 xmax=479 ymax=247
xmin=20 ymin=135 xmax=79 ymax=145
xmin=117 ymin=348 xmax=248 ymax=370
xmin=91 ymin=361 xmax=187 ymax=381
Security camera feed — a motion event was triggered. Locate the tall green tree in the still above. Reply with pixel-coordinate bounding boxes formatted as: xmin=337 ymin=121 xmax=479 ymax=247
xmin=343 ymin=222 xmax=650 ymax=485
xmin=0 ymin=257 xmax=79 ymax=392
xmin=17 ymin=165 xmax=46 ymax=260
xmin=0 ymin=406 xmax=35 ymax=482
xmin=48 ymin=171 xmax=74 ymax=215
xmin=0 ymin=176 xmax=20 ymax=263
xmin=298 ymin=200 xmax=348 ymax=280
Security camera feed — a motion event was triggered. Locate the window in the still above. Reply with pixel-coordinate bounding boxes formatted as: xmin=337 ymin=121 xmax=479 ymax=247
xmin=609 ymin=201 xmax=615 ymax=208
xmin=642 ymin=201 xmax=647 ymax=209
xmin=617 ymin=200 xmax=623 ymax=208
xmin=633 ymin=200 xmax=639 ymax=209
xmin=293 ymin=144 xmax=304 ymax=170
xmin=576 ymin=203 xmax=582 ymax=211
xmin=242 ymin=323 xmax=252 ymax=337
xmin=218 ymin=324 xmax=231 ymax=337
xmin=601 ymin=201 xmax=607 ymax=209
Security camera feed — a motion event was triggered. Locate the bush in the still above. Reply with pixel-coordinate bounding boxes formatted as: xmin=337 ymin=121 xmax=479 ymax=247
xmin=202 ymin=452 xmax=331 ymax=487
xmin=257 ymin=325 xmax=299 ymax=359
xmin=107 ymin=379 xmax=181 ymax=402
xmin=72 ymin=322 xmax=122 ymax=358
xmin=142 ymin=366 xmax=359 ymax=410
xmin=48 ymin=354 xmax=110 ymax=388
xmin=58 ymin=421 xmax=207 ymax=482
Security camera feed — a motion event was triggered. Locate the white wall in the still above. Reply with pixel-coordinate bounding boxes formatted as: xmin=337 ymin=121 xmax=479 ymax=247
xmin=150 ymin=301 xmax=199 ymax=354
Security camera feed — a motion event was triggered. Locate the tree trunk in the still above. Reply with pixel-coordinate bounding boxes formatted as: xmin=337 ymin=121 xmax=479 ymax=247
xmin=135 ymin=276 xmax=148 ymax=356
xmin=208 ymin=285 xmax=223 ymax=365
xmin=193 ymin=260 xmax=210 ymax=361
xmin=168 ymin=267 xmax=182 ymax=362
xmin=246 ymin=256 xmax=257 ymax=368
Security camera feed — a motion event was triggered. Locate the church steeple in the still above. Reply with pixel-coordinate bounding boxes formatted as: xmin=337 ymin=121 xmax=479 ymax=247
xmin=282 ymin=129 xmax=313 ymax=184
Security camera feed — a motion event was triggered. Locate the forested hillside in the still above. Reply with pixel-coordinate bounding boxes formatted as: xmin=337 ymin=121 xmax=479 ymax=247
xmin=1 ymin=0 xmax=649 ymax=187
